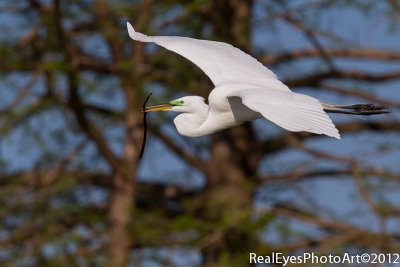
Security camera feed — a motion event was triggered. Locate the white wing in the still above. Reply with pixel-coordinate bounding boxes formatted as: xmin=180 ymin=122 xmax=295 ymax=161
xmin=230 ymin=89 xmax=340 ymax=139
xmin=127 ymin=22 xmax=290 ymax=91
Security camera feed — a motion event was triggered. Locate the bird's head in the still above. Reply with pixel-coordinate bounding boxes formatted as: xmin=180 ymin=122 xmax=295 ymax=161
xmin=144 ymin=96 xmax=206 ymax=113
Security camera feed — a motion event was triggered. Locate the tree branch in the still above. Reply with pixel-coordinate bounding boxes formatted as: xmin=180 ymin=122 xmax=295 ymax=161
xmin=285 ymin=70 xmax=400 ymax=88
xmin=279 ymin=7 xmax=336 ymax=70
xmin=252 ymin=121 xmax=400 ymax=166
xmin=67 ymin=72 xmax=122 ymax=172
xmin=150 ymin=126 xmax=209 ymax=173
xmin=320 ymin=83 xmax=400 ymax=109
xmin=261 ymin=48 xmax=400 ymax=66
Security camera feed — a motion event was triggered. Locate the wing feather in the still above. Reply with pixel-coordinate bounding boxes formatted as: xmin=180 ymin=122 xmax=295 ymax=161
xmin=230 ymin=89 xmax=340 ymax=139
xmin=127 ymin=22 xmax=290 ymax=91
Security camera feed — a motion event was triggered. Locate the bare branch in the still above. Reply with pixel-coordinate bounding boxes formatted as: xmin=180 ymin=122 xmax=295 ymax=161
xmin=0 ymin=97 xmax=54 ymax=135
xmin=321 ymin=83 xmax=400 ymax=109
xmin=150 ymin=126 xmax=208 ymax=173
xmin=280 ymin=9 xmax=336 ymax=70
xmin=0 ymin=70 xmax=41 ymax=114
xmin=252 ymin=121 xmax=400 ymax=165
xmin=261 ymin=48 xmax=400 ymax=65
xmin=27 ymin=0 xmax=52 ymax=13
xmin=353 ymin=166 xmax=400 ymax=216
xmin=285 ymin=70 xmax=400 ymax=87
xmin=67 ymin=72 xmax=122 ymax=172
xmin=260 ymin=168 xmax=352 ymax=182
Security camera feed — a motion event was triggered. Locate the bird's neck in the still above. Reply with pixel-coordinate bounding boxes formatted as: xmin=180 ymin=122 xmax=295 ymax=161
xmin=173 ymin=104 xmax=210 ymax=137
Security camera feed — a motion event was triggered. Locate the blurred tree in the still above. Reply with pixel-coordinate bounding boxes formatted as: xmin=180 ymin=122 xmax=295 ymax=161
xmin=1 ymin=0 xmax=400 ymax=267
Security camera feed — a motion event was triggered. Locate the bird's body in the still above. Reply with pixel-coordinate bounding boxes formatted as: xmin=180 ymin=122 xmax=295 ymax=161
xmin=175 ymin=85 xmax=260 ymax=137
xmin=127 ymin=22 xmax=388 ymax=139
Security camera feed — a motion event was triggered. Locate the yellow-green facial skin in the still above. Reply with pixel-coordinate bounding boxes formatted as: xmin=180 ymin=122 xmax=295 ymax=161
xmin=170 ymin=99 xmax=185 ymax=106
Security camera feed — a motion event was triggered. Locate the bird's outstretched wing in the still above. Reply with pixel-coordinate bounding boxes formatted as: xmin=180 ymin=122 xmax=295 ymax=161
xmin=127 ymin=22 xmax=290 ymax=91
xmin=230 ymin=89 xmax=340 ymax=139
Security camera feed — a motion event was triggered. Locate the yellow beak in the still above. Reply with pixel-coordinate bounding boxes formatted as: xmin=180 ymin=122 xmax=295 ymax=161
xmin=143 ymin=103 xmax=173 ymax=112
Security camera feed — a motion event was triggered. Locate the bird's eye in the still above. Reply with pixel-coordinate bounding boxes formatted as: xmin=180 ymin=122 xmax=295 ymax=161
xmin=180 ymin=100 xmax=184 ymax=104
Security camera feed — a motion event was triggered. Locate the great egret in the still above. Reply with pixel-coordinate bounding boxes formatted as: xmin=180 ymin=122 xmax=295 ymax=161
xmin=127 ymin=22 xmax=388 ymax=139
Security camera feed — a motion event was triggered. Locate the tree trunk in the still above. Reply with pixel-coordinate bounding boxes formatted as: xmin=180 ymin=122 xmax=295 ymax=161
xmin=106 ymin=173 xmax=134 ymax=267
xmin=201 ymin=1 xmax=256 ymax=266
xmin=105 ymin=106 xmax=142 ymax=267
xmin=95 ymin=1 xmax=152 ymax=265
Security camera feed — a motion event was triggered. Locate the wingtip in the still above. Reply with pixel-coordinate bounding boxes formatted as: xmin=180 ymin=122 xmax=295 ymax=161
xmin=126 ymin=21 xmax=149 ymax=42
xmin=330 ymin=127 xmax=341 ymax=139
xmin=331 ymin=128 xmax=341 ymax=139
xmin=322 ymin=131 xmax=340 ymax=139
xmin=126 ymin=21 xmax=136 ymax=39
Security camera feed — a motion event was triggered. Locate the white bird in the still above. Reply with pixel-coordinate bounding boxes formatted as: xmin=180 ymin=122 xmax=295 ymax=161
xmin=127 ymin=22 xmax=389 ymax=139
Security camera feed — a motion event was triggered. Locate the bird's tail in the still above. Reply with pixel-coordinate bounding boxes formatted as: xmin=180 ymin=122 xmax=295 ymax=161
xmin=322 ymin=103 xmax=391 ymax=116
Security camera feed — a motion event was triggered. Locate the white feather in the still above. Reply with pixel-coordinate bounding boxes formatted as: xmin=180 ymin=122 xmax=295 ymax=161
xmin=126 ymin=22 xmax=289 ymax=91
xmin=128 ymin=22 xmax=341 ymax=139
xmin=231 ymin=89 xmax=340 ymax=139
